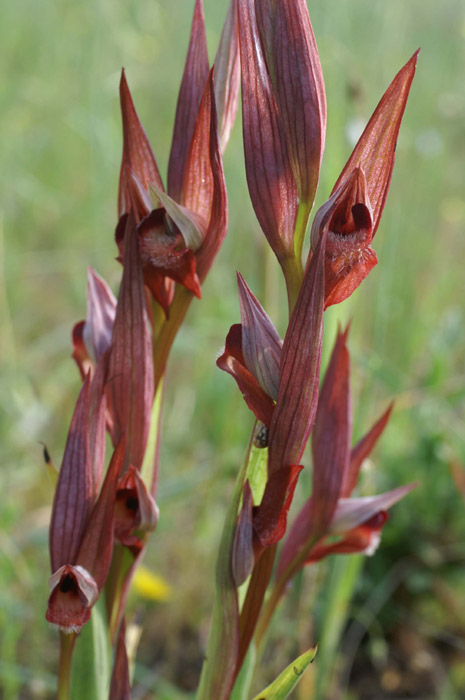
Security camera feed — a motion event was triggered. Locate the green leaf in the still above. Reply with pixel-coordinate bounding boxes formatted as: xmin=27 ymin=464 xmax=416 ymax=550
xmin=229 ymin=642 xmax=256 ymax=700
xmin=314 ymin=555 xmax=362 ymax=699
xmin=70 ymin=596 xmax=111 ymax=700
xmin=251 ymin=646 xmax=317 ymax=700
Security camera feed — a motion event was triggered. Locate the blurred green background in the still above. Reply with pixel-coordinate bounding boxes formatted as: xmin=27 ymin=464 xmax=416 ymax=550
xmin=1 ymin=0 xmax=465 ymax=698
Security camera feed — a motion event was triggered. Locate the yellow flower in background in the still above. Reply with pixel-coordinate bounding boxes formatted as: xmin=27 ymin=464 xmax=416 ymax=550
xmin=132 ymin=566 xmax=172 ymax=602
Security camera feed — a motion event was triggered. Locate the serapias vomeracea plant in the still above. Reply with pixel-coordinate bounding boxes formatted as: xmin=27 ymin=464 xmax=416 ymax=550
xmin=45 ymin=0 xmax=419 ymax=698
xmin=198 ymin=0 xmax=418 ymax=697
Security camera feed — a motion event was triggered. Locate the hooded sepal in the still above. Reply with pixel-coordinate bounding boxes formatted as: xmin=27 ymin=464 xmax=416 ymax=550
xmin=118 ymin=69 xmax=164 ymax=218
xmin=183 ymin=70 xmax=228 ymax=284
xmin=107 ymin=213 xmax=154 ymax=471
xmin=237 ymin=272 xmax=282 ymax=399
xmin=217 ymin=324 xmax=275 ymax=427
xmin=49 ymin=375 xmax=92 ymax=573
xmin=332 ymin=51 xmax=419 ymax=236
xmin=114 ymin=465 xmax=159 ymax=551
xmin=168 ymin=0 xmax=209 ymax=203
xmin=214 ymin=0 xmax=241 ymax=152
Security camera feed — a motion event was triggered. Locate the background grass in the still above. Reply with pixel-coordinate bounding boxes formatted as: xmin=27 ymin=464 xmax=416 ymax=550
xmin=1 ymin=0 xmax=465 ymax=698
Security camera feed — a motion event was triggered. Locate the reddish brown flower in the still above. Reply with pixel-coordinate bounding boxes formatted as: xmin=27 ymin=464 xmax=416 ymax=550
xmin=217 ymin=273 xmax=282 ymax=427
xmin=277 ymin=329 xmax=415 ymax=581
xmin=237 ymin=0 xmax=326 ymax=264
xmin=114 ymin=466 xmax=159 ymax=553
xmin=310 ymin=51 xmax=419 ymax=307
xmin=72 ymin=267 xmax=116 ymax=380
xmin=47 ymin=429 xmax=125 ymax=633
xmin=116 ymin=0 xmax=229 ymax=316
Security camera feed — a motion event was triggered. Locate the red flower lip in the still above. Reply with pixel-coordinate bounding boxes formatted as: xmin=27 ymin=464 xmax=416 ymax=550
xmin=46 ymin=565 xmax=98 ymax=633
xmin=114 ymin=466 xmax=159 ymax=550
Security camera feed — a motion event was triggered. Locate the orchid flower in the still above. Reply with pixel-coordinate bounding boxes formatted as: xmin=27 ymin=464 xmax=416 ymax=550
xmin=72 ymin=267 xmax=116 ymax=380
xmin=237 ymin=0 xmax=326 ymax=268
xmin=310 ymin=51 xmax=419 ymax=307
xmin=46 ymin=376 xmax=125 ymax=633
xmin=116 ymin=0 xmax=231 ymax=316
xmin=277 ymin=328 xmax=415 ymax=581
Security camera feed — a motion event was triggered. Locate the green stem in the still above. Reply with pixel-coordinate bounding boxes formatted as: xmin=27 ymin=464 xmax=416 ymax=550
xmin=255 ymin=535 xmax=319 ymax=652
xmin=196 ymin=431 xmax=256 ymax=700
xmin=57 ymin=632 xmax=76 ymax=700
xmin=280 ymin=254 xmax=304 ymax=317
xmin=153 ymin=287 xmax=194 ymax=389
xmin=293 ymin=201 xmax=312 ymax=265
xmin=106 ymin=544 xmax=128 ymax=642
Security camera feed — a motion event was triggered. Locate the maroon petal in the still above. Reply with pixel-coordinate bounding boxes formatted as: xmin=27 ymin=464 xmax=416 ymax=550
xmin=50 ymin=376 xmax=92 ymax=573
xmin=214 ymin=0 xmax=241 ymax=152
xmin=329 ymin=485 xmax=416 ymax=534
xmin=237 ymin=0 xmax=298 ymax=262
xmin=237 ymin=272 xmax=282 ymax=399
xmin=119 ymin=70 xmax=164 ymax=217
xmin=114 ymin=466 xmax=159 ymax=548
xmin=252 ymin=464 xmax=303 ymax=549
xmin=343 ymin=403 xmax=393 ymax=497
xmin=85 ymin=268 xmax=117 ymax=364
xmin=332 ymin=51 xmax=419 ymax=236
xmin=193 ymin=73 xmax=229 ymax=284
xmin=46 ymin=564 xmax=98 ymax=633
xmin=72 ymin=320 xmax=92 ymax=380
xmin=306 ymin=512 xmax=390 ymax=563
xmin=76 ymin=437 xmax=126 ymax=590
xmin=310 ymin=326 xmax=352 ymax=539
xmin=274 ymin=0 xmax=326 ymax=207
xmin=311 ymin=167 xmax=376 ymax=308
xmin=268 ymin=230 xmax=326 ymax=474
xmin=168 ymin=0 xmax=209 ymax=203
xmin=217 ymin=324 xmax=275 ymax=427
xmin=107 ymin=213 xmax=154 ymax=471
xmin=88 ymin=352 xmax=109 ymax=499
